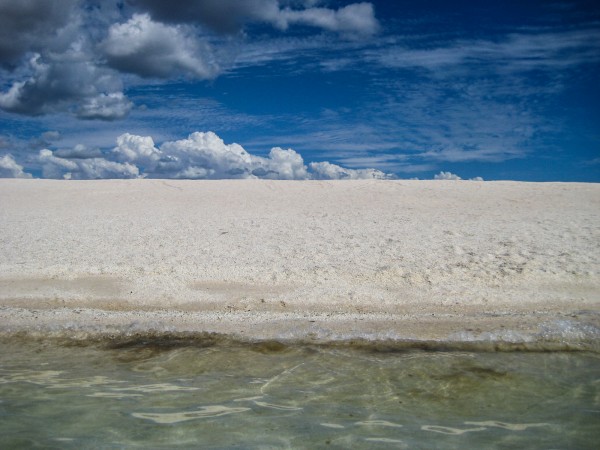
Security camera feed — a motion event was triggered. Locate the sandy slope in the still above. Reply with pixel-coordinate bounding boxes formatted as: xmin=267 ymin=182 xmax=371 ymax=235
xmin=1 ymin=179 xmax=599 ymax=346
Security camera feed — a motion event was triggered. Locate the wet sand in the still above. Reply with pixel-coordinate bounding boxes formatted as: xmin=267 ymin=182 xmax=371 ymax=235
xmin=1 ymin=179 xmax=599 ymax=347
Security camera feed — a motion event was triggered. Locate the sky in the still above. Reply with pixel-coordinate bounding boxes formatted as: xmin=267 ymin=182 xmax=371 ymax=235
xmin=0 ymin=0 xmax=599 ymax=181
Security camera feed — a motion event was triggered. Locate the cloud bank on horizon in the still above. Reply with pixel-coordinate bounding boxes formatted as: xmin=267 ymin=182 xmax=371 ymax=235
xmin=2 ymin=129 xmax=478 ymax=181
xmin=34 ymin=130 xmax=393 ymax=180
xmin=0 ymin=0 xmax=598 ymax=181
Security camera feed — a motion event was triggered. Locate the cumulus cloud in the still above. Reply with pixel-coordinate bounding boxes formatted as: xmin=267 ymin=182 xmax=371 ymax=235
xmin=30 ymin=130 xmax=391 ymax=180
xmin=101 ymin=14 xmax=219 ymax=79
xmin=38 ymin=148 xmax=140 ymax=180
xmin=0 ymin=54 xmax=129 ymax=120
xmin=434 ymin=171 xmax=462 ymax=180
xmin=0 ymin=1 xmax=133 ymax=119
xmin=0 ymin=1 xmax=378 ymax=119
xmin=112 ymin=133 xmax=162 ymax=167
xmin=0 ymin=154 xmax=32 ymax=178
xmin=309 ymin=161 xmax=390 ymax=180
xmin=130 ymin=0 xmax=379 ymax=36
xmin=118 ymin=131 xmax=310 ymax=179
xmin=433 ymin=171 xmax=484 ymax=181
xmin=77 ymin=92 xmax=133 ymax=120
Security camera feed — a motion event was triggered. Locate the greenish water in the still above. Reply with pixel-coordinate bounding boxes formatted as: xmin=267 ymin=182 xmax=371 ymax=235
xmin=0 ymin=338 xmax=598 ymax=449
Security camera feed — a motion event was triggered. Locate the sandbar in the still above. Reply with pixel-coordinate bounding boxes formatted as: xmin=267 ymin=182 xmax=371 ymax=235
xmin=1 ymin=179 xmax=598 ymax=349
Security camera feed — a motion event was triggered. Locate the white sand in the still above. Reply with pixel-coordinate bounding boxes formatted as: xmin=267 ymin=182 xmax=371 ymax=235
xmin=1 ymin=179 xmax=599 ymax=346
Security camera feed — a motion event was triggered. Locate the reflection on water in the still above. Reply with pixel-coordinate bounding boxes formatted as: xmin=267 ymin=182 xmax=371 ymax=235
xmin=0 ymin=337 xmax=598 ymax=449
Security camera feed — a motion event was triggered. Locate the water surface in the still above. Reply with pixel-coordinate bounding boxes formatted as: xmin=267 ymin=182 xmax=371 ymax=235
xmin=0 ymin=338 xmax=598 ymax=449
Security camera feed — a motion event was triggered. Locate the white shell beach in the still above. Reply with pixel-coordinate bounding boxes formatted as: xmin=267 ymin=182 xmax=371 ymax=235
xmin=1 ymin=179 xmax=599 ymax=347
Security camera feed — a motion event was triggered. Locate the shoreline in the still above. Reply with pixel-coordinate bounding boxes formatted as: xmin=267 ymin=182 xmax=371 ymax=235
xmin=1 ymin=179 xmax=599 ymax=350
xmin=1 ymin=307 xmax=599 ymax=352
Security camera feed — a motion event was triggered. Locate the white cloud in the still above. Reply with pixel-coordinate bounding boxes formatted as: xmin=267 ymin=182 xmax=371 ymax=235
xmin=278 ymin=3 xmax=379 ymax=37
xmin=113 ymin=133 xmax=162 ymax=166
xmin=433 ymin=171 xmax=483 ymax=181
xmin=309 ymin=161 xmax=391 ymax=179
xmin=434 ymin=171 xmax=462 ymax=180
xmin=38 ymin=148 xmax=140 ymax=180
xmin=0 ymin=154 xmax=31 ymax=178
xmin=138 ymin=131 xmax=310 ymax=179
xmin=155 ymin=132 xmax=256 ymax=179
xmin=32 ymin=130 xmax=392 ymax=180
xmin=101 ymin=14 xmax=219 ymax=79
xmin=77 ymin=92 xmax=133 ymax=121
xmin=263 ymin=147 xmax=310 ymax=179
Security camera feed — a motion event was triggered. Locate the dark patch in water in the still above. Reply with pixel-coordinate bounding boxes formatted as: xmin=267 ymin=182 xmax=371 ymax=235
xmin=464 ymin=365 xmax=508 ymax=378
xmin=104 ymin=333 xmax=222 ymax=351
xmin=0 ymin=330 xmax=597 ymax=353
xmin=431 ymin=364 xmax=509 ymax=382
xmin=248 ymin=340 xmax=290 ymax=353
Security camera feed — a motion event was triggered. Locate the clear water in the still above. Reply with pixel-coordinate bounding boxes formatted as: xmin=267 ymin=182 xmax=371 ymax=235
xmin=0 ymin=337 xmax=598 ymax=449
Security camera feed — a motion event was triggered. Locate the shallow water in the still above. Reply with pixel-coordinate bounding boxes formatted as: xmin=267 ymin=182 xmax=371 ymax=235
xmin=0 ymin=338 xmax=598 ymax=449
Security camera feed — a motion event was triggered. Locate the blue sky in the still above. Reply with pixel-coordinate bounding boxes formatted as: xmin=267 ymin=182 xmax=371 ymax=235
xmin=0 ymin=0 xmax=599 ymax=181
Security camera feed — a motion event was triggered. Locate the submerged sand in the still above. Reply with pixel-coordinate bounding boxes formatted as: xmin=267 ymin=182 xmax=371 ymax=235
xmin=1 ymin=179 xmax=599 ymax=347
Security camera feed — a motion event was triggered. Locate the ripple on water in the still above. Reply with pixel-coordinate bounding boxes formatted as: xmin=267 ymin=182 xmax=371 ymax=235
xmin=131 ymin=405 xmax=251 ymax=424
xmin=0 ymin=338 xmax=598 ymax=449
